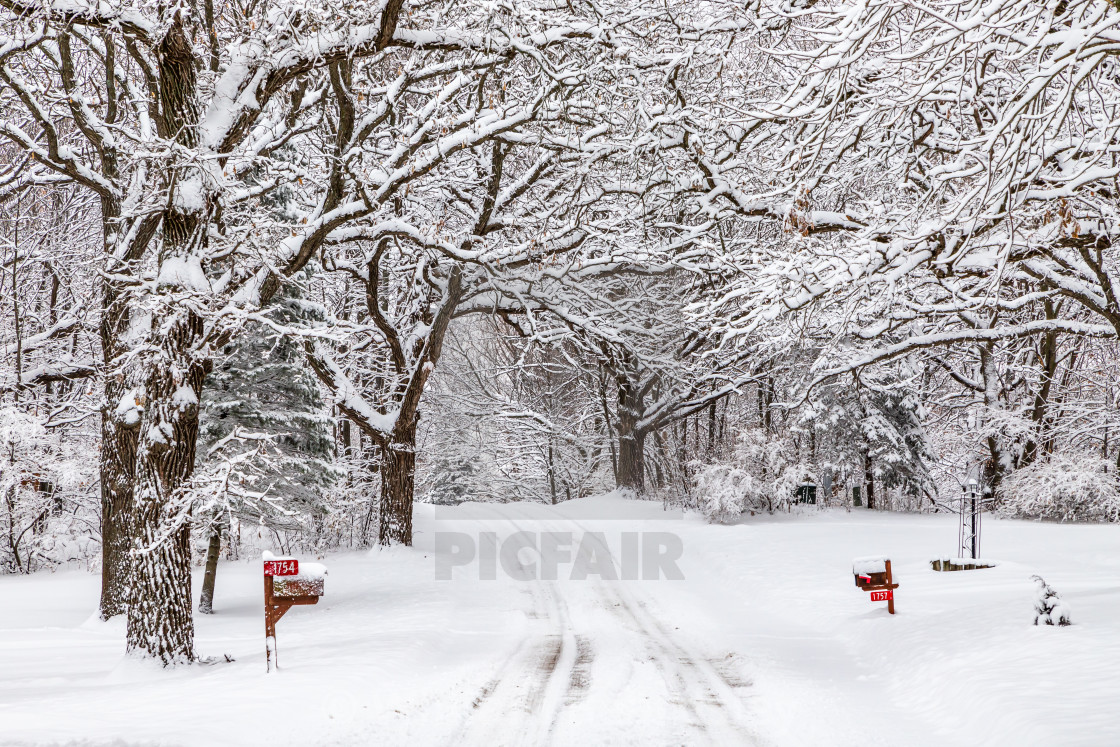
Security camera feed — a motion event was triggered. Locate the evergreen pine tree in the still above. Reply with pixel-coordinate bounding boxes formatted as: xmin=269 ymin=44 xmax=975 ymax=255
xmin=200 ymin=277 xmax=337 ymax=529
xmin=1031 ymin=575 xmax=1072 ymax=626
xmin=423 ymin=455 xmax=480 ymax=505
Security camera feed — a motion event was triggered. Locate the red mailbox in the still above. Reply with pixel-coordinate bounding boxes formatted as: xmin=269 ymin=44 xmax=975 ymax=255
xmin=263 ymin=553 xmax=326 ymax=672
xmin=852 ymin=556 xmax=899 ymax=614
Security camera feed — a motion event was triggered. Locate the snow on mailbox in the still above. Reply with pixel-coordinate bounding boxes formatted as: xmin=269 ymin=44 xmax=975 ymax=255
xmin=263 ymin=552 xmax=327 ymax=672
xmin=852 ymin=555 xmax=898 ymax=614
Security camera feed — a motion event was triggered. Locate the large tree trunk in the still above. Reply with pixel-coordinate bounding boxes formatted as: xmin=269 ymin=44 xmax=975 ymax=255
xmin=126 ymin=344 xmax=205 ymax=664
xmin=376 ymin=268 xmax=462 ymax=547
xmin=126 ymin=516 xmax=196 ymax=664
xmin=124 ymin=9 xmax=205 ymax=665
xmin=978 ymin=340 xmax=1011 ymax=495
xmin=613 ymin=369 xmax=648 ymax=494
xmin=379 ymin=423 xmax=416 ymax=546
xmin=99 ymin=384 xmax=138 ymax=619
xmin=97 ymin=219 xmax=139 ymax=618
xmin=1023 ymin=303 xmax=1061 ymax=471
xmin=617 ymin=429 xmax=647 ymax=494
xmin=92 ymin=24 xmax=146 ymax=613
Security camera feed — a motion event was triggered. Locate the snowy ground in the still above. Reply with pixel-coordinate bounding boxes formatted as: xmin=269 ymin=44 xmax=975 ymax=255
xmin=1 ymin=495 xmax=1118 ymax=746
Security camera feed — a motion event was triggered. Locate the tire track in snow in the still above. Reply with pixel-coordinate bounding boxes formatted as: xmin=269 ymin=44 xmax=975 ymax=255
xmin=566 ymin=634 xmax=593 ymax=704
xmin=576 ymin=522 xmax=761 ymax=745
xmin=454 ymin=509 xmax=758 ymax=745
xmin=595 ymin=582 xmax=759 ymax=744
xmin=453 ymin=520 xmax=593 ymax=747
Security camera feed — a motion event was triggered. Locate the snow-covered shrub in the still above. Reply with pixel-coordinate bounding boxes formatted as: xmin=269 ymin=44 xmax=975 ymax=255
xmin=0 ymin=406 xmax=97 ymax=573
xmin=694 ymin=464 xmax=754 ymax=523
xmin=695 ymin=430 xmax=804 ymax=522
xmin=998 ymin=453 xmax=1120 ymax=523
xmin=1031 ymin=575 xmax=1071 ymax=626
xmin=424 ymin=456 xmax=479 ymax=505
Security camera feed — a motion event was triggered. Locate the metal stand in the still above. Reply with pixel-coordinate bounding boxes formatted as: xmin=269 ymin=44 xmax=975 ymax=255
xmin=958 ymin=480 xmax=982 ymax=559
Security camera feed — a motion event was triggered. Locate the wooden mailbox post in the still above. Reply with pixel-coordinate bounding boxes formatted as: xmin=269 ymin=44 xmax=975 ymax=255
xmin=852 ymin=556 xmax=899 ymax=614
xmin=264 ymin=554 xmax=326 ymax=672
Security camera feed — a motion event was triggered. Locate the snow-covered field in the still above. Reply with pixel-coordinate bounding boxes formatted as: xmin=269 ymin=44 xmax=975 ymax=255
xmin=1 ymin=495 xmax=1117 ymax=746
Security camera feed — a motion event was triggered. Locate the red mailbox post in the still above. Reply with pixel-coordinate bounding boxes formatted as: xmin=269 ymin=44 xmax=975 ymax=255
xmin=852 ymin=556 xmax=899 ymax=614
xmin=263 ymin=554 xmax=326 ymax=672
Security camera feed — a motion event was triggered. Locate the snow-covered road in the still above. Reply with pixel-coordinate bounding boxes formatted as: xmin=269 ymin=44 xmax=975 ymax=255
xmin=2 ymin=495 xmax=1118 ymax=746
xmin=434 ymin=500 xmax=761 ymax=745
xmin=453 ymin=566 xmax=757 ymax=743
xmin=454 ymin=577 xmax=755 ymax=745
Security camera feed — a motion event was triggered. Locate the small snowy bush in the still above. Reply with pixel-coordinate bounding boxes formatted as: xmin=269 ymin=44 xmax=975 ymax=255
xmin=998 ymin=453 xmax=1120 ymax=522
xmin=1031 ymin=575 xmax=1071 ymax=626
xmin=695 ymin=430 xmax=803 ymax=522
xmin=694 ymin=464 xmax=755 ymax=523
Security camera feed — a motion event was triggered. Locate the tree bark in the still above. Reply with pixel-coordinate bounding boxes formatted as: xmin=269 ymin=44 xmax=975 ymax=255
xmin=125 ymin=12 xmax=204 ymax=664
xmin=978 ymin=339 xmax=1010 ymax=495
xmin=864 ymin=451 xmax=876 ymax=510
xmin=94 ymin=31 xmax=141 ymax=615
xmin=198 ymin=511 xmax=223 ymax=614
xmin=617 ymin=429 xmax=647 ymax=494
xmin=97 ymin=199 xmax=140 ymax=619
xmin=613 ymin=366 xmax=648 ymax=494
xmin=126 ymin=349 xmax=205 ymax=663
xmin=4 ymin=481 xmax=20 ymax=574
xmin=707 ymin=397 xmax=717 ymax=453
xmin=599 ymin=373 xmax=618 ymax=481
xmin=547 ymin=438 xmax=558 ymax=505
xmin=376 ymin=266 xmax=463 ymax=546
xmin=379 ymin=424 xmax=417 ymax=546
xmin=99 ymin=383 xmax=138 ymax=619
xmin=1024 ymin=302 xmax=1061 ymax=469
xmin=360 ymin=444 xmax=379 ymax=548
